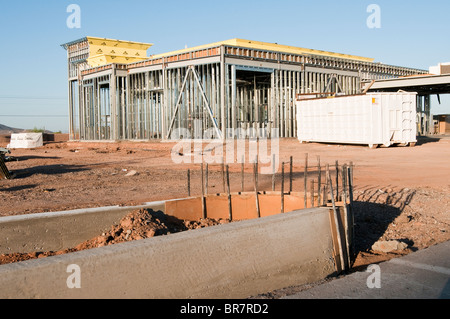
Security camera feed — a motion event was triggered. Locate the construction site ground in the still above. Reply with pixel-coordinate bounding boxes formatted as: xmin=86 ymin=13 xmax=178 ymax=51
xmin=1 ymin=136 xmax=449 ymax=276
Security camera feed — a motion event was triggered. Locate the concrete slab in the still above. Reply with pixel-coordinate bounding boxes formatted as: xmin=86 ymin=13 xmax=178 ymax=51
xmin=283 ymin=240 xmax=450 ymax=299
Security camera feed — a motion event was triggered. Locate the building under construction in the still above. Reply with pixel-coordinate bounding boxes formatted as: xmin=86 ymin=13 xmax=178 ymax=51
xmin=62 ymin=37 xmax=428 ymax=141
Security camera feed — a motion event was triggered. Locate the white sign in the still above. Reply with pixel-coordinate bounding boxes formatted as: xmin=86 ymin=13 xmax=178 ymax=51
xmin=8 ymin=133 xmax=44 ymax=149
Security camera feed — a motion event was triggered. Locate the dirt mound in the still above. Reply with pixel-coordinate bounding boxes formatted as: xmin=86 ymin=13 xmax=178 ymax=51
xmin=0 ymin=209 xmax=230 ymax=265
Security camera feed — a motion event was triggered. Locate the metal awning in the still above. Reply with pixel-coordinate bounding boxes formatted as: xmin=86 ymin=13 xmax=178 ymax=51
xmin=364 ymin=74 xmax=450 ymax=95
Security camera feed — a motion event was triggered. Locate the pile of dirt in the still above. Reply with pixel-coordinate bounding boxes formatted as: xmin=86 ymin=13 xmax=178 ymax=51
xmin=0 ymin=209 xmax=230 ymax=265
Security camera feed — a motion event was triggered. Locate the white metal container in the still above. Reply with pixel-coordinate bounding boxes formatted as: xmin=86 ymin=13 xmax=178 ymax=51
xmin=296 ymin=92 xmax=417 ymax=148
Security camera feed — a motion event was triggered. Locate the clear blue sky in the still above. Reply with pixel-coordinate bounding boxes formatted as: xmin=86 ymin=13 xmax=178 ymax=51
xmin=0 ymin=0 xmax=449 ymax=132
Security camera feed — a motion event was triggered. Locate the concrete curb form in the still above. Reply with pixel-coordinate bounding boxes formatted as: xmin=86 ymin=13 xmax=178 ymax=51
xmin=0 ymin=192 xmax=319 ymax=255
xmin=0 ymin=207 xmax=338 ymax=299
xmin=0 ymin=202 xmax=166 ymax=254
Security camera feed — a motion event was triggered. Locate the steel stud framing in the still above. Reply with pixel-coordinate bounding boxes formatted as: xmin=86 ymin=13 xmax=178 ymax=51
xmin=65 ymin=41 xmax=428 ymax=141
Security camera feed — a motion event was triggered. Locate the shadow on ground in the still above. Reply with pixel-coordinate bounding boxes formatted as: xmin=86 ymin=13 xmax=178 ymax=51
xmin=0 ymin=184 xmax=39 ymax=192
xmin=416 ymin=136 xmax=441 ymax=146
xmin=15 ymin=155 xmax=61 ymax=161
xmin=350 ymin=187 xmax=417 ymax=268
xmin=11 ymin=164 xmax=89 ymax=178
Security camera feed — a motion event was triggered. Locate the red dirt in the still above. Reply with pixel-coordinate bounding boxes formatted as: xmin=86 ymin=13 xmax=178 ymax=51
xmin=0 ymin=137 xmax=449 ymax=269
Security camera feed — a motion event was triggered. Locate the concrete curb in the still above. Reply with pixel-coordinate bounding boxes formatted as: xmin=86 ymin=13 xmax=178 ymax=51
xmin=0 ymin=207 xmax=337 ymax=299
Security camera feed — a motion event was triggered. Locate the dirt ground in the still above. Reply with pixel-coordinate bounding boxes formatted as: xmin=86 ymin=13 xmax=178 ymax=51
xmin=1 ymin=136 xmax=449 ymax=271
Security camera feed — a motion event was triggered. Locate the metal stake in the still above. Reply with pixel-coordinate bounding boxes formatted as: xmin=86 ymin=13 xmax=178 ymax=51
xmin=187 ymin=169 xmax=191 ymax=197
xmin=289 ymin=156 xmax=293 ymax=193
xmin=304 ymin=153 xmax=308 ymax=208
xmin=201 ymin=163 xmax=206 ymax=219
xmin=335 ymin=160 xmax=339 ymax=201
xmin=347 ymin=165 xmax=355 ymax=260
xmin=221 ymin=158 xmax=225 ymax=194
xmin=241 ymin=156 xmax=245 ymax=193
xmin=254 ymin=157 xmax=260 ymax=218
xmin=272 ymin=153 xmax=276 ymax=192
xmin=342 ymin=164 xmax=348 ymax=205
xmin=226 ymin=164 xmax=232 ymax=220
xmin=317 ymin=156 xmax=321 ymax=205
xmin=281 ymin=162 xmax=285 ymax=214
xmin=205 ymin=163 xmax=209 ymax=195
xmin=322 ymin=184 xmax=326 ymax=206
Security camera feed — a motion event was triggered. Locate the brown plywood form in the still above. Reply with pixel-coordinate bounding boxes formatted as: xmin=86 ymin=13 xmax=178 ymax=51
xmin=165 ymin=192 xmax=315 ymax=221
xmin=165 ymin=197 xmax=203 ymax=221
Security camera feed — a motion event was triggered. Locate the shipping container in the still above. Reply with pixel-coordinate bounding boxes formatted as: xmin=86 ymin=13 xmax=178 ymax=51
xmin=296 ymin=92 xmax=417 ymax=148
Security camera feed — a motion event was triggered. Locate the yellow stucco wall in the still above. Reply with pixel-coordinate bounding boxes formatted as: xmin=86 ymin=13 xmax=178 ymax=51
xmin=86 ymin=37 xmax=153 ymax=67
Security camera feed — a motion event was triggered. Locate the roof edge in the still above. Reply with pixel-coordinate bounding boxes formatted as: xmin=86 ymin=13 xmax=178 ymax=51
xmin=61 ymin=37 xmax=88 ymax=50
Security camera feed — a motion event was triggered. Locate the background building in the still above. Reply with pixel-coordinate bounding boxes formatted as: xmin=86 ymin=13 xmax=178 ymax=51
xmin=62 ymin=37 xmax=427 ymax=141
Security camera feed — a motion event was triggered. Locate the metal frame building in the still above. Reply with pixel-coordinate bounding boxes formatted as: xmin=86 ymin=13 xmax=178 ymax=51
xmin=62 ymin=37 xmax=428 ymax=141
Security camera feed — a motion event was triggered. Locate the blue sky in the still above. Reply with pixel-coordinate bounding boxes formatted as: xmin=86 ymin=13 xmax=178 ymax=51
xmin=0 ymin=0 xmax=449 ymax=132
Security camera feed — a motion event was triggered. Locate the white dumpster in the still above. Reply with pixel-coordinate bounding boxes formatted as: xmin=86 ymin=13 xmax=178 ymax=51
xmin=296 ymin=92 xmax=417 ymax=148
